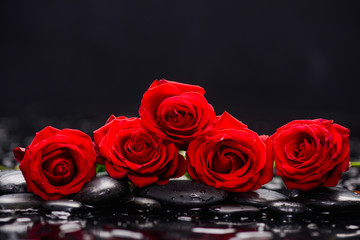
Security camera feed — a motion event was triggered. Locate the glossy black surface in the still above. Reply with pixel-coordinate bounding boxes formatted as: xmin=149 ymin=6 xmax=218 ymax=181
xmin=138 ymin=180 xmax=228 ymax=207
xmin=74 ymin=176 xmax=129 ymax=206
xmin=0 ymin=170 xmax=27 ymax=194
xmin=233 ymin=189 xmax=288 ymax=208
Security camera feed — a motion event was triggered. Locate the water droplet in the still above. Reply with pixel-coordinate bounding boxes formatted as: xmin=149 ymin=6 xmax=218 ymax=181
xmin=191 ymin=197 xmax=202 ymax=201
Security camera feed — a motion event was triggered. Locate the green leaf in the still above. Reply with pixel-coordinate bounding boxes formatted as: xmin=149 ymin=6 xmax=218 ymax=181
xmin=184 ymin=171 xmax=191 ymax=180
xmin=96 ymin=164 xmax=106 ymax=173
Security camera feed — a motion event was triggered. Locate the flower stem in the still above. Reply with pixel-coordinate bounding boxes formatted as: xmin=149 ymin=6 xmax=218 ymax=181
xmin=351 ymin=162 xmax=360 ymax=168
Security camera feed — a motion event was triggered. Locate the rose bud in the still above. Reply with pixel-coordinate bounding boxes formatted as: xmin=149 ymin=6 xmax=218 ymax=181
xmin=271 ymin=119 xmax=350 ymax=191
xmin=13 ymin=127 xmax=97 ymax=200
xmin=94 ymin=115 xmax=186 ymax=187
xmin=139 ymin=79 xmax=216 ymax=148
xmin=186 ymin=112 xmax=273 ymax=192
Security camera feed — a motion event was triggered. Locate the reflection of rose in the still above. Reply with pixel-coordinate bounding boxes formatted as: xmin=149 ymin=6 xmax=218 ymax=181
xmin=27 ymin=223 xmax=84 ymax=240
xmin=139 ymin=79 xmax=216 ymax=147
xmin=94 ymin=115 xmax=186 ymax=187
xmin=271 ymin=119 xmax=350 ymax=190
xmin=186 ymin=112 xmax=273 ymax=192
xmin=13 ymin=126 xmax=96 ymax=200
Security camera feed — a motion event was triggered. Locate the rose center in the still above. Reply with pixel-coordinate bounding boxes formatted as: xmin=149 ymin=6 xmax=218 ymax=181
xmin=42 ymin=152 xmax=75 ymax=186
xmin=121 ymin=131 xmax=156 ymax=164
xmin=212 ymin=148 xmax=243 ymax=174
xmin=165 ymin=108 xmax=193 ymax=128
xmin=170 ymin=113 xmax=179 ymax=123
xmin=53 ymin=162 xmax=69 ymax=176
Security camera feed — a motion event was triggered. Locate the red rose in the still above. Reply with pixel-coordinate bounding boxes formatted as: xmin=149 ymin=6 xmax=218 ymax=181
xmin=93 ymin=115 xmax=186 ymax=187
xmin=139 ymin=79 xmax=216 ymax=147
xmin=271 ymin=119 xmax=350 ymax=191
xmin=186 ymin=112 xmax=273 ymax=192
xmin=13 ymin=126 xmax=96 ymax=200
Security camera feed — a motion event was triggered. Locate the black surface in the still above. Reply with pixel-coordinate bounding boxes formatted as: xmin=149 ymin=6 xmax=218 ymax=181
xmin=1 ymin=1 xmax=360 ymax=137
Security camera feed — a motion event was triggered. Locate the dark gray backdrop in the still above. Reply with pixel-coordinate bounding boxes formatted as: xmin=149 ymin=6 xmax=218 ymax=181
xmin=1 ymin=1 xmax=359 ymax=136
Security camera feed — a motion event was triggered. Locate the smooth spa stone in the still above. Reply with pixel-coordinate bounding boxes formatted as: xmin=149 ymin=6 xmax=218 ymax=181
xmin=137 ymin=180 xmax=228 ymax=207
xmin=125 ymin=197 xmax=161 ymax=213
xmin=208 ymin=204 xmax=261 ymax=219
xmin=0 ymin=193 xmax=43 ymax=211
xmin=261 ymin=176 xmax=286 ymax=191
xmin=232 ymin=189 xmax=288 ymax=207
xmin=342 ymin=177 xmax=360 ymax=192
xmin=0 ymin=170 xmax=27 ymax=194
xmin=42 ymin=199 xmax=84 ymax=213
xmin=74 ymin=176 xmax=129 ymax=206
xmin=267 ymin=201 xmax=307 ymax=217
xmin=291 ymin=187 xmax=360 ymax=212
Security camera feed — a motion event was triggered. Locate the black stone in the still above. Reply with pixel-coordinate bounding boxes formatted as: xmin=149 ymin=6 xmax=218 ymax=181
xmin=0 ymin=193 xmax=43 ymax=211
xmin=0 ymin=212 xmax=16 ymax=223
xmin=292 ymin=187 xmax=360 ymax=212
xmin=74 ymin=176 xmax=129 ymax=206
xmin=0 ymin=170 xmax=27 ymax=194
xmin=262 ymin=176 xmax=285 ymax=191
xmin=342 ymin=177 xmax=360 ymax=192
xmin=235 ymin=231 xmax=274 ymax=240
xmin=96 ymin=171 xmax=109 ymax=177
xmin=208 ymin=204 xmax=261 ymax=219
xmin=232 ymin=189 xmax=288 ymax=207
xmin=137 ymin=180 xmax=228 ymax=207
xmin=126 ymin=197 xmax=161 ymax=213
xmin=42 ymin=199 xmax=84 ymax=213
xmin=267 ymin=201 xmax=307 ymax=217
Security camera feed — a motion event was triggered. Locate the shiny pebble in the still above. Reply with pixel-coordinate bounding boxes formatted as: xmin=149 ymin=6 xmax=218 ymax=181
xmin=0 ymin=170 xmax=27 ymax=194
xmin=232 ymin=189 xmax=287 ymax=207
xmin=138 ymin=180 xmax=228 ymax=207
xmin=0 ymin=193 xmax=43 ymax=211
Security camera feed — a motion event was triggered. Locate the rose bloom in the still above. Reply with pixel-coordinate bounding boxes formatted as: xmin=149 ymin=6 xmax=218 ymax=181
xmin=186 ymin=112 xmax=273 ymax=192
xmin=13 ymin=127 xmax=96 ymax=200
xmin=271 ymin=119 xmax=350 ymax=191
xmin=93 ymin=115 xmax=186 ymax=187
xmin=139 ymin=79 xmax=216 ymax=147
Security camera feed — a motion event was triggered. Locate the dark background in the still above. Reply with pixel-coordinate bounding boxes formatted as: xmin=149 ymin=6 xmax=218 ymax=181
xmin=1 ymin=1 xmax=360 ymax=138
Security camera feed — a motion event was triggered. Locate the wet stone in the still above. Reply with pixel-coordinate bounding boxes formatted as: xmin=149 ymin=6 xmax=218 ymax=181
xmin=137 ymin=180 xmax=228 ymax=207
xmin=126 ymin=197 xmax=161 ymax=213
xmin=235 ymin=231 xmax=274 ymax=240
xmin=342 ymin=177 xmax=360 ymax=192
xmin=42 ymin=199 xmax=84 ymax=213
xmin=267 ymin=201 xmax=306 ymax=218
xmin=0 ymin=170 xmax=27 ymax=194
xmin=292 ymin=187 xmax=360 ymax=212
xmin=74 ymin=176 xmax=129 ymax=207
xmin=208 ymin=204 xmax=261 ymax=219
xmin=0 ymin=193 xmax=43 ymax=211
xmin=262 ymin=176 xmax=285 ymax=191
xmin=232 ymin=189 xmax=288 ymax=208
xmin=341 ymin=166 xmax=360 ymax=182
xmin=0 ymin=212 xmax=16 ymax=223
xmin=96 ymin=171 xmax=108 ymax=177
xmin=0 ymin=220 xmax=34 ymax=240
